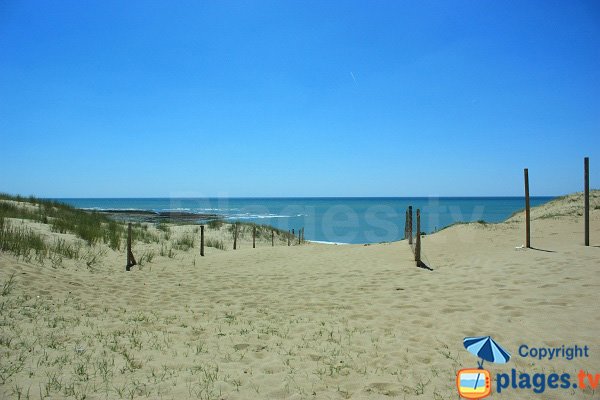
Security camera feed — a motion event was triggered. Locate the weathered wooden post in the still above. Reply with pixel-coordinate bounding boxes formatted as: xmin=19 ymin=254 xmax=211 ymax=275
xmin=408 ymin=206 xmax=413 ymax=245
xmin=585 ymin=157 xmax=590 ymax=246
xmin=233 ymin=223 xmax=238 ymax=250
xmin=415 ymin=209 xmax=421 ymax=263
xmin=301 ymin=227 xmax=304 ymax=243
xmin=404 ymin=209 xmax=408 ymax=240
xmin=253 ymin=226 xmax=256 ymax=248
xmin=200 ymin=225 xmax=205 ymax=256
xmin=524 ymin=168 xmax=531 ymax=248
xmin=288 ymin=230 xmax=290 ymax=246
xmin=126 ymin=223 xmax=136 ymax=271
xmin=271 ymin=230 xmax=274 ymax=246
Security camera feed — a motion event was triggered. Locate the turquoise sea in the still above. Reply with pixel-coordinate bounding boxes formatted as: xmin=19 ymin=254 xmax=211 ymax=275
xmin=57 ymin=197 xmax=554 ymax=244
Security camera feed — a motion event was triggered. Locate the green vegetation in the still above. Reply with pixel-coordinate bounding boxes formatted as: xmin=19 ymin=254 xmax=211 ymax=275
xmin=0 ymin=193 xmax=303 ymax=268
xmin=207 ymin=219 xmax=223 ymax=229
xmin=174 ymin=232 xmax=195 ymax=251
xmin=138 ymin=250 xmax=156 ymax=266
xmin=0 ymin=217 xmax=46 ymax=263
xmin=227 ymin=221 xmax=294 ymax=241
xmin=1 ymin=273 xmax=16 ymax=296
xmin=0 ymin=193 xmax=124 ymax=250
xmin=131 ymin=222 xmax=160 ymax=244
xmin=0 ymin=216 xmax=105 ymax=269
xmin=0 ymin=193 xmax=165 ymax=254
xmin=205 ymin=238 xmax=225 ymax=250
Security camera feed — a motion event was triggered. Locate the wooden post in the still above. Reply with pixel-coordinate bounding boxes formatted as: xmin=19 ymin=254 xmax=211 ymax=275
xmin=408 ymin=206 xmax=413 ymax=245
xmin=253 ymin=226 xmax=256 ymax=248
xmin=524 ymin=168 xmax=531 ymax=248
xmin=271 ymin=230 xmax=274 ymax=246
xmin=126 ymin=223 xmax=136 ymax=271
xmin=415 ymin=209 xmax=421 ymax=262
xmin=298 ymin=229 xmax=301 ymax=244
xmin=585 ymin=157 xmax=589 ymax=246
xmin=200 ymin=225 xmax=205 ymax=256
xmin=404 ymin=209 xmax=408 ymax=240
xmin=288 ymin=230 xmax=290 ymax=246
xmin=233 ymin=223 xmax=238 ymax=250
xmin=301 ymin=227 xmax=304 ymax=243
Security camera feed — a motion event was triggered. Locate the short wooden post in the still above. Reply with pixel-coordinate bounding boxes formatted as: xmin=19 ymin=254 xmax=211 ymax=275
xmin=301 ymin=227 xmax=304 ymax=243
xmin=585 ymin=157 xmax=590 ymax=246
xmin=524 ymin=168 xmax=531 ymax=248
xmin=252 ymin=226 xmax=256 ymax=248
xmin=200 ymin=225 xmax=205 ymax=256
xmin=271 ymin=230 xmax=274 ymax=246
xmin=233 ymin=223 xmax=238 ymax=250
xmin=415 ymin=209 xmax=421 ymax=262
xmin=408 ymin=206 xmax=413 ymax=245
xmin=288 ymin=230 xmax=290 ymax=246
xmin=126 ymin=223 xmax=136 ymax=271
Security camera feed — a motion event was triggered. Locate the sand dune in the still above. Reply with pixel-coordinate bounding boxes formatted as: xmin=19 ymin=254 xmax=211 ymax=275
xmin=1 ymin=192 xmax=599 ymax=399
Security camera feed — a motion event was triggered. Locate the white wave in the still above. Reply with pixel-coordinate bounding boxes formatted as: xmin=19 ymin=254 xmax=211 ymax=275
xmin=224 ymin=214 xmax=295 ymax=220
xmin=83 ymin=207 xmax=146 ymax=212
xmin=307 ymin=240 xmax=350 ymax=245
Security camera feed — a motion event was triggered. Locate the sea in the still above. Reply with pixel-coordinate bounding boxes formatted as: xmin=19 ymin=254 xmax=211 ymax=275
xmin=56 ymin=197 xmax=555 ymax=244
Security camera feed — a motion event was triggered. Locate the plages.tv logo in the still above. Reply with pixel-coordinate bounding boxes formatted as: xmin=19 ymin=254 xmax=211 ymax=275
xmin=456 ymin=336 xmax=511 ymax=399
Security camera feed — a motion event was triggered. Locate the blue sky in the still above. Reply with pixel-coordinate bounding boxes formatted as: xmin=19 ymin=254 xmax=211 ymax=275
xmin=1 ymin=0 xmax=599 ymax=197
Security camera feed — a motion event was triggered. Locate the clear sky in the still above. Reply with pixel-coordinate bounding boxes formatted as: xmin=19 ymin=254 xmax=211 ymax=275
xmin=1 ymin=1 xmax=599 ymax=197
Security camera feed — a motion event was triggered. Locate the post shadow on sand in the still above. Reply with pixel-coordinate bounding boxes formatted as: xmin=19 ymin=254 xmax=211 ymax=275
xmin=529 ymin=247 xmax=556 ymax=253
xmin=416 ymin=260 xmax=433 ymax=271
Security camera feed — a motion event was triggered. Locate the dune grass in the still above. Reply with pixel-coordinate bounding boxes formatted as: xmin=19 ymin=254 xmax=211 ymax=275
xmin=207 ymin=219 xmax=224 ymax=229
xmin=0 ymin=193 xmax=302 ymax=269
xmin=0 ymin=193 xmax=124 ymax=249
xmin=205 ymin=238 xmax=225 ymax=250
xmin=227 ymin=221 xmax=296 ymax=241
xmin=0 ymin=216 xmax=108 ymax=269
xmin=174 ymin=232 xmax=195 ymax=251
xmin=0 ymin=216 xmax=46 ymax=263
xmin=0 ymin=193 xmax=166 ymax=252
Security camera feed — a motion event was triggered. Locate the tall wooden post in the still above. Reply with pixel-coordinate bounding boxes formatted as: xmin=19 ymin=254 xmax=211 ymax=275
xmin=252 ymin=226 xmax=256 ymax=248
xmin=408 ymin=206 xmax=413 ymax=245
xmin=200 ymin=225 xmax=205 ymax=256
xmin=415 ymin=209 xmax=421 ymax=262
xmin=126 ymin=223 xmax=136 ymax=271
xmin=233 ymin=223 xmax=238 ymax=250
xmin=288 ymin=230 xmax=290 ymax=246
xmin=585 ymin=157 xmax=589 ymax=246
xmin=271 ymin=230 xmax=274 ymax=246
xmin=524 ymin=168 xmax=531 ymax=248
xmin=404 ymin=208 xmax=408 ymax=240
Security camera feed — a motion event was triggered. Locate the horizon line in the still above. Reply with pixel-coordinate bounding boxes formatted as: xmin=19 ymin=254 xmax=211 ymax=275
xmin=47 ymin=195 xmax=562 ymax=199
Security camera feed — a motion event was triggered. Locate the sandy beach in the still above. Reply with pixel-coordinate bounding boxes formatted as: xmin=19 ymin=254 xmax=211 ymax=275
xmin=1 ymin=192 xmax=599 ymax=399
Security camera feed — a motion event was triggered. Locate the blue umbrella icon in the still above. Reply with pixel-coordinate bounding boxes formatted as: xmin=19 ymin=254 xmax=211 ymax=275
xmin=463 ymin=336 xmax=511 ymax=391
